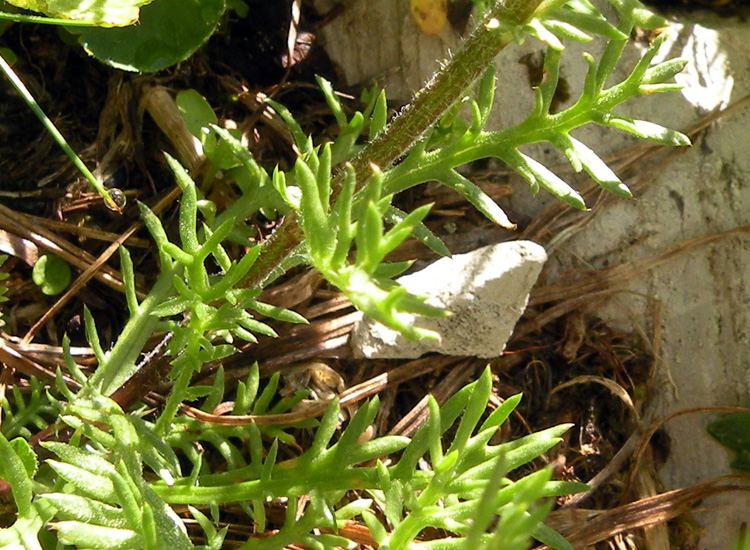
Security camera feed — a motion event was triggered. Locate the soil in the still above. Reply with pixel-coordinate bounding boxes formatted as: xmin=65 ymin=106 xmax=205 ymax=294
xmin=643 ymin=0 xmax=750 ymax=19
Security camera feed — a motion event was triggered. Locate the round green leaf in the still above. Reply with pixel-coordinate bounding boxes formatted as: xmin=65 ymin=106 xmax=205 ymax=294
xmin=32 ymin=254 xmax=71 ymax=296
xmin=176 ymin=89 xmax=218 ymax=139
xmin=0 ymin=47 xmax=17 ymax=65
xmin=71 ymin=0 xmax=225 ymax=73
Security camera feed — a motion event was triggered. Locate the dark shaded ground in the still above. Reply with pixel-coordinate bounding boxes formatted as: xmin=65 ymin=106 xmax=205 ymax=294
xmin=644 ymin=0 xmax=750 ymax=18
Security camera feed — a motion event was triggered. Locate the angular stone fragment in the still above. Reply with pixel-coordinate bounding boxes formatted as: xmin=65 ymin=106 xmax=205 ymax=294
xmin=350 ymin=241 xmax=547 ymax=359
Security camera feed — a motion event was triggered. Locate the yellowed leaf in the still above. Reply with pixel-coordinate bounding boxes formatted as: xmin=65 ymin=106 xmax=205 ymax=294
xmin=410 ymin=0 xmax=447 ymax=35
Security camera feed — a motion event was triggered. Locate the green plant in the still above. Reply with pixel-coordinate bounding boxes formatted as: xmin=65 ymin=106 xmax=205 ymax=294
xmin=1 ymin=368 xmax=582 ymax=550
xmin=0 ymin=51 xmax=123 ymax=210
xmin=1 ymin=376 xmax=60 ymax=440
xmin=31 ymin=255 xmax=71 ymax=296
xmin=0 ymin=0 xmax=153 ymax=26
xmin=0 ymin=0 xmax=691 ymax=548
xmin=707 ymin=413 xmax=750 ymax=471
xmin=0 ymin=0 xmax=245 ymax=72
xmin=69 ymin=0 xmax=228 ymax=72
xmin=732 ymin=524 xmax=750 ymax=550
xmin=0 ymin=0 xmax=242 ymax=209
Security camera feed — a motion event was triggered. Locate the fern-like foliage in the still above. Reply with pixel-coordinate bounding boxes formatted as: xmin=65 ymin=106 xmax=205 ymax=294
xmin=39 ymin=396 xmax=193 ymax=550
xmin=1 ymin=376 xmax=60 ymax=440
xmin=1 ymin=368 xmax=579 ymax=550
xmin=165 ymin=364 xmax=308 ymax=479
xmin=230 ymin=0 xmax=688 ymax=341
xmin=274 ymin=147 xmax=448 ymax=341
xmin=80 ymin=154 xmax=306 ymax=405
xmin=0 ymin=432 xmax=48 ymax=550
xmin=380 ymin=13 xmax=687 ymax=214
xmin=150 ymin=368 xmax=585 ymax=550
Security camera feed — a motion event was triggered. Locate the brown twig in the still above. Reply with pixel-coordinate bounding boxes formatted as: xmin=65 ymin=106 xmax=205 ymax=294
xmin=179 ymin=355 xmax=461 ymax=426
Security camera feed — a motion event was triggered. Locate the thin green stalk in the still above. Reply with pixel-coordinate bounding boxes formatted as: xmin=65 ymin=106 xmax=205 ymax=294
xmin=240 ymin=0 xmax=545 ymax=289
xmin=0 ymin=50 xmax=121 ymax=211
xmin=154 ymin=342 xmax=199 ymax=435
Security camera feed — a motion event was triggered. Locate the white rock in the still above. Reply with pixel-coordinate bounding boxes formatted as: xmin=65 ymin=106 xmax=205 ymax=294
xmin=350 ymin=241 xmax=547 ymax=359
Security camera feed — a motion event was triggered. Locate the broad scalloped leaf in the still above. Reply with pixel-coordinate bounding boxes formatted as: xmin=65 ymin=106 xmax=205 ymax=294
xmin=71 ymin=0 xmax=225 ymax=72
xmin=5 ymin=0 xmax=156 ymax=26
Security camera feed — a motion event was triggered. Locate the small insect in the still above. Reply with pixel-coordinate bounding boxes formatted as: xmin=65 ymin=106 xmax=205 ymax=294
xmin=410 ymin=0 xmax=448 ymax=35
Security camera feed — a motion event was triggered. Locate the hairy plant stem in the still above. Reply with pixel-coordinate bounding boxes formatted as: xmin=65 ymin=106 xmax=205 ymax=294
xmin=87 ymin=266 xmax=177 ymax=396
xmin=241 ymin=0 xmax=545 ymax=289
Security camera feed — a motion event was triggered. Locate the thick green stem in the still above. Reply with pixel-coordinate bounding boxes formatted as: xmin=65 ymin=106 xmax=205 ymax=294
xmin=241 ymin=0 xmax=544 ymax=289
xmin=152 ymin=468 xmax=381 ymax=505
xmin=87 ymin=266 xmax=177 ymax=396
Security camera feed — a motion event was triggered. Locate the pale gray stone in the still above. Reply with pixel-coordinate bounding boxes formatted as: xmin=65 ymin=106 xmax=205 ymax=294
xmin=350 ymin=241 xmax=547 ymax=359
